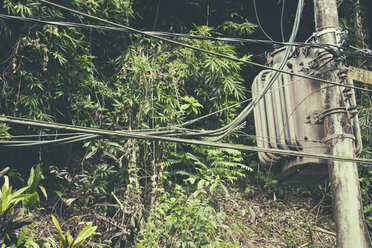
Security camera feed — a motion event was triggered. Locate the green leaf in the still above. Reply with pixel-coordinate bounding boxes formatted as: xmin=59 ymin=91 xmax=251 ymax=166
xmin=51 ymin=215 xmax=64 ymax=242
xmin=39 ymin=185 xmax=48 ymax=200
xmin=0 ymin=126 xmax=8 ymax=133
xmin=209 ymin=181 xmax=218 ymax=194
xmin=27 ymin=167 xmax=35 ymax=189
xmin=26 ymin=192 xmax=39 ymax=207
xmin=73 ymin=222 xmax=98 ymax=247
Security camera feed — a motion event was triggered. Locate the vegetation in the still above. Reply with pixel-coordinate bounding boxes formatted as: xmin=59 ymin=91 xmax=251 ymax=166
xmin=0 ymin=0 xmax=371 ymax=247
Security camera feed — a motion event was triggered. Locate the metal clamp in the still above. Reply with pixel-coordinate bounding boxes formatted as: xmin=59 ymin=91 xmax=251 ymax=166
xmin=313 ymin=26 xmax=338 ymax=37
xmin=322 ymin=133 xmax=355 ymax=143
xmin=305 ymin=111 xmax=324 ymax=124
xmin=306 ymin=108 xmax=347 ymax=124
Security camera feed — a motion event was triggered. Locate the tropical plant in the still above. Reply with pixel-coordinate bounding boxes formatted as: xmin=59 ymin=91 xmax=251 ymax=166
xmin=0 ymin=177 xmax=31 ymax=216
xmin=23 ymin=164 xmax=47 ymax=212
xmin=51 ymin=215 xmax=99 ymax=248
xmin=165 ymin=145 xmax=253 ymax=189
xmin=0 ymin=177 xmax=35 ymax=246
xmin=138 ymin=184 xmax=240 ymax=248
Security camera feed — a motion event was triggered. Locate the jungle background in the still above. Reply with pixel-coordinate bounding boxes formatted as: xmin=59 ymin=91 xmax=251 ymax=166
xmin=0 ymin=0 xmax=371 ymax=247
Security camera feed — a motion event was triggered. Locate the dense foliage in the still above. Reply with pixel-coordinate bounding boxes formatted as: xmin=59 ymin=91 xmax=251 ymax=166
xmin=0 ymin=0 xmax=371 ymax=247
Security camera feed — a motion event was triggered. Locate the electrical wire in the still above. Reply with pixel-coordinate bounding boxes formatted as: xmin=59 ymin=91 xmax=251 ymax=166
xmin=234 ymin=131 xmax=324 ymax=143
xmin=0 ymin=15 xmax=371 ymax=75
xmin=1 ymin=1 xmax=371 ymax=146
xmin=0 ymin=3 xmax=369 ymax=168
xmin=281 ymin=0 xmax=286 ymax=42
xmin=362 ymin=123 xmax=372 ymax=129
xmin=0 ymin=133 xmax=98 ymax=147
xmin=1 ymin=115 xmax=371 ymax=164
xmin=253 ymin=0 xmax=274 ymax=41
xmin=4 ymin=0 xmax=370 ymax=140
xmin=0 ymin=74 xmax=302 ymax=140
xmin=33 ymin=0 xmax=372 ymax=93
xmin=5 ymin=132 xmax=88 ymax=139
xmin=4 ymin=13 xmax=370 ymax=59
xmin=209 ymin=0 xmax=304 ymax=141
xmin=0 ymin=75 xmax=316 ymax=139
xmin=1 ymin=1 xmax=312 ymax=139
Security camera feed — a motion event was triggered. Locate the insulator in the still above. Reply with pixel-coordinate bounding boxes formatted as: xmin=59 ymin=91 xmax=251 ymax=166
xmin=337 ymin=68 xmax=348 ymax=79
xmin=342 ymin=87 xmax=352 ymax=93
xmin=347 ymin=106 xmax=357 ymax=112
xmin=343 ymin=91 xmax=353 ymax=99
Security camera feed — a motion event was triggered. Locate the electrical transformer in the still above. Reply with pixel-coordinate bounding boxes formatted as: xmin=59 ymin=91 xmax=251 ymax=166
xmin=252 ymin=46 xmax=362 ymax=184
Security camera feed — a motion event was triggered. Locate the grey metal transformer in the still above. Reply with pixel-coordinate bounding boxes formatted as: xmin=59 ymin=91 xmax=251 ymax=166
xmin=252 ymin=46 xmax=362 ymax=183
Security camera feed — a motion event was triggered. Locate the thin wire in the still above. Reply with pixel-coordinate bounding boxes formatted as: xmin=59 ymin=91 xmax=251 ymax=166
xmin=34 ymin=0 xmax=372 ymax=93
xmin=1 ymin=75 xmax=303 ymax=139
xmin=253 ymin=0 xmax=273 ymax=41
xmin=234 ymin=131 xmax=324 ymax=143
xmin=3 ymin=130 xmax=326 ymax=147
xmin=0 ymin=14 xmax=335 ymax=50
xmin=1 ymin=13 xmax=371 ymax=60
xmin=0 ymin=76 xmax=316 ymax=138
xmin=5 ymin=1 xmax=365 ymax=141
xmin=1 ymin=3 xmax=371 ymax=142
xmin=1 ymin=116 xmax=371 ymax=164
xmin=0 ymin=133 xmax=98 ymax=147
xmin=362 ymin=124 xmax=372 ymax=129
xmin=211 ymin=0 xmax=304 ymax=141
xmin=236 ymin=132 xmax=326 ymax=149
xmin=4 ymin=132 xmax=87 ymax=139
xmin=1 ymin=16 xmax=371 ymax=71
xmin=348 ymin=45 xmax=372 ymax=57
xmin=281 ymin=0 xmax=286 ymax=42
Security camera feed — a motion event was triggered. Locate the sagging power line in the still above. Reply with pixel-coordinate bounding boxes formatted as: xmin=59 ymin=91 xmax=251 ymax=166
xmin=1 ymin=14 xmax=371 ymax=60
xmin=28 ymin=0 xmax=371 ymax=93
xmin=1 ymin=116 xmax=371 ymax=165
xmin=1 ymin=1 xmax=370 ymax=170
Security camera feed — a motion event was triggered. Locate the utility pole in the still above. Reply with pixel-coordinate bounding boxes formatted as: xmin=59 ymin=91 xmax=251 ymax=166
xmin=313 ymin=0 xmax=369 ymax=247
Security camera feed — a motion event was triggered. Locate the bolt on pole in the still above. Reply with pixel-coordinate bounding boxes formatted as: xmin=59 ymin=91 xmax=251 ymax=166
xmin=313 ymin=0 xmax=369 ymax=247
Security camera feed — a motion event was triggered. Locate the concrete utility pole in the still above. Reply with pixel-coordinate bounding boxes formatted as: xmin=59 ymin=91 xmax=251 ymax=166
xmin=313 ymin=0 xmax=369 ymax=247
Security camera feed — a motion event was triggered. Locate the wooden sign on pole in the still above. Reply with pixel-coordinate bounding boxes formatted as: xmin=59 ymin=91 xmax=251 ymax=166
xmin=347 ymin=66 xmax=372 ymax=84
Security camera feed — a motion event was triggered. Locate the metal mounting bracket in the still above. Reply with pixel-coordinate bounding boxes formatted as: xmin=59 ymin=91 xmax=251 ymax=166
xmin=305 ymin=107 xmax=347 ymax=125
xmin=305 ymin=111 xmax=324 ymax=124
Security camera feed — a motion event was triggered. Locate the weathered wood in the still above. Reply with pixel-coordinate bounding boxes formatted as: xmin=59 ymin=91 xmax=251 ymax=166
xmin=347 ymin=66 xmax=372 ymax=85
xmin=313 ymin=0 xmax=369 ymax=247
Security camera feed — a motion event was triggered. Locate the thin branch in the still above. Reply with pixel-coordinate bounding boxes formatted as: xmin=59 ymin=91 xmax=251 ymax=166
xmin=314 ymin=226 xmax=336 ymax=236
